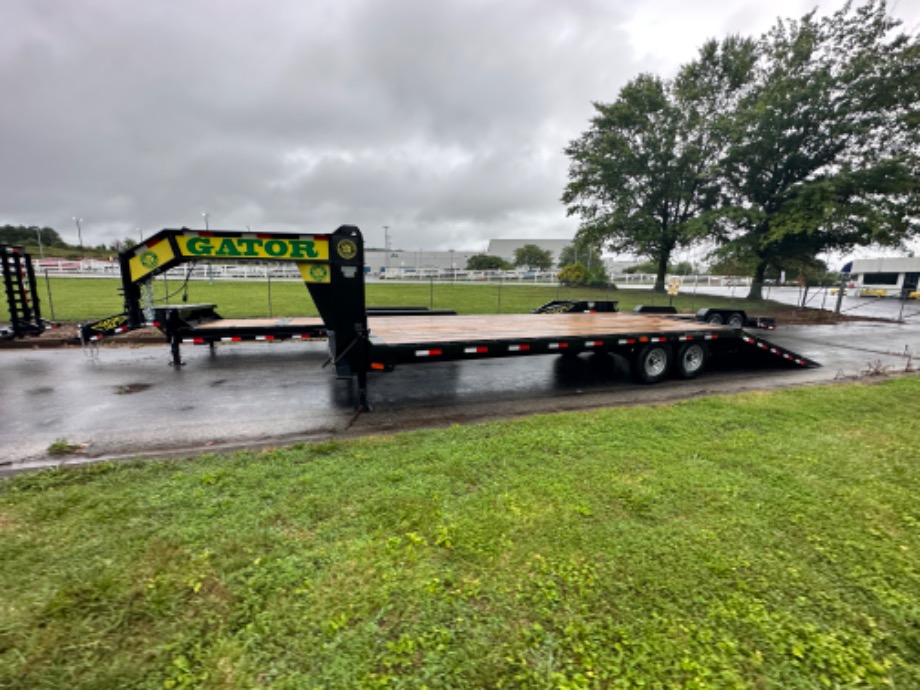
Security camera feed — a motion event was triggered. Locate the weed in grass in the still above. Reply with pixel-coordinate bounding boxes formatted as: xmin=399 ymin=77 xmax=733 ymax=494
xmin=46 ymin=438 xmax=82 ymax=456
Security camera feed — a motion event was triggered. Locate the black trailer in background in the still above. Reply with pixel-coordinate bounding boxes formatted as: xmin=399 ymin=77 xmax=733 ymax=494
xmin=1 ymin=244 xmax=46 ymax=341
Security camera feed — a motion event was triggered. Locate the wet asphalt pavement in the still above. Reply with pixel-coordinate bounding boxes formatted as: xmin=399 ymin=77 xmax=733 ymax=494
xmin=2 ymin=318 xmax=918 ymax=473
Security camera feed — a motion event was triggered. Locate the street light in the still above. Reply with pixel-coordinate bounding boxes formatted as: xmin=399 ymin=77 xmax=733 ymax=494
xmin=383 ymin=225 xmax=390 ymax=273
xmin=202 ymin=212 xmax=210 ymax=231
xmin=72 ymin=217 xmax=84 ymax=258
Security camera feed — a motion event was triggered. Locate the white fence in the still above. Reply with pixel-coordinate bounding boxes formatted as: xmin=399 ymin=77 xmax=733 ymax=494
xmin=34 ymin=259 xmax=756 ymax=288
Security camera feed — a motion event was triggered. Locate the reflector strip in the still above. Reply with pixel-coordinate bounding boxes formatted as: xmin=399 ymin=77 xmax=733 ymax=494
xmin=617 ymin=338 xmax=636 ymax=345
xmin=705 ymin=334 xmax=719 ymax=340
xmin=678 ymin=335 xmax=694 ymax=341
xmin=416 ymin=349 xmax=442 ymax=357
xmin=371 ymin=362 xmax=385 ymax=370
xmin=548 ymin=342 xmax=569 ymax=350
xmin=221 ymin=336 xmax=242 ymax=342
xmin=508 ymin=344 xmax=531 ymax=352
xmin=650 ymin=337 xmax=666 ymax=343
xmin=464 ymin=346 xmax=489 ymax=354
xmin=585 ymin=340 xmax=603 ymax=347
xmin=255 ymin=335 xmax=275 ymax=341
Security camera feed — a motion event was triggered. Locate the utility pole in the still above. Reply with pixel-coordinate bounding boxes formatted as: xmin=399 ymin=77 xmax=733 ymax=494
xmin=72 ymin=217 xmax=84 ymax=258
xmin=35 ymin=228 xmax=44 ymax=260
xmin=202 ymin=213 xmax=212 ymax=283
xmin=383 ymin=225 xmax=390 ymax=273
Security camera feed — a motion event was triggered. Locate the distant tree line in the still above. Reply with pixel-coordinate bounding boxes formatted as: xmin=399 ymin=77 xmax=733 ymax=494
xmin=0 ymin=225 xmax=67 ymax=249
xmin=563 ymin=0 xmax=920 ymax=295
xmin=0 ymin=225 xmax=138 ymax=258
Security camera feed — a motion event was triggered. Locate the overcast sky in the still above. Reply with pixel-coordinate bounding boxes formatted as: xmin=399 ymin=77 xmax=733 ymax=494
xmin=3 ymin=0 xmax=919 ymax=253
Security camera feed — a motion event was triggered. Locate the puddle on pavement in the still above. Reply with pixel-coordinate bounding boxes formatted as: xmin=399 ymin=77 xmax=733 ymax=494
xmin=115 ymin=383 xmax=153 ymax=395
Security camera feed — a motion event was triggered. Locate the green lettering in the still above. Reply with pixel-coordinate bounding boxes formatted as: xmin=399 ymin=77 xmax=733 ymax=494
xmin=236 ymin=238 xmax=261 ymax=256
xmin=289 ymin=240 xmax=319 ymax=259
xmin=264 ymin=240 xmax=287 ymax=257
xmin=215 ymin=239 xmax=242 ymax=257
xmin=186 ymin=237 xmax=213 ymax=255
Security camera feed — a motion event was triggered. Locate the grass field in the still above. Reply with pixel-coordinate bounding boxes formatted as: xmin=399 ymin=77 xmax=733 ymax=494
xmin=30 ymin=276 xmax=795 ymax=322
xmin=2 ymin=377 xmax=919 ymax=688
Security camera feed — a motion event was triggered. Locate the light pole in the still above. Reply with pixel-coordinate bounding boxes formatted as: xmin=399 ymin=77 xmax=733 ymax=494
xmin=72 ymin=217 xmax=84 ymax=258
xmin=383 ymin=225 xmax=390 ymax=273
xmin=35 ymin=228 xmax=44 ymax=260
xmin=202 ymin=213 xmax=212 ymax=283
xmin=137 ymin=227 xmax=143 ymax=243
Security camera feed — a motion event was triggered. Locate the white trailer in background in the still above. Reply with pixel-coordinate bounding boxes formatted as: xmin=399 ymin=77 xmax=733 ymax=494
xmin=848 ymin=257 xmax=920 ymax=299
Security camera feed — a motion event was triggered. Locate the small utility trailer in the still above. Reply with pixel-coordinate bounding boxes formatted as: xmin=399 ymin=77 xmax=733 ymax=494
xmin=82 ymin=225 xmax=818 ymax=409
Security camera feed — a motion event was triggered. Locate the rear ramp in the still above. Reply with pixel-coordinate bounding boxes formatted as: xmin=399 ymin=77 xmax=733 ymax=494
xmin=739 ymin=331 xmax=820 ymax=368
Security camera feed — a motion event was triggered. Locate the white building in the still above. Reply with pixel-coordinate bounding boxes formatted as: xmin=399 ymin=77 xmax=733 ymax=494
xmin=365 ymin=249 xmax=479 ymax=275
xmin=847 ymin=257 xmax=920 ymax=297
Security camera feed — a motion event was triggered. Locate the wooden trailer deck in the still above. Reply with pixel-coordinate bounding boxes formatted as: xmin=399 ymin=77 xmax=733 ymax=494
xmin=365 ymin=312 xmax=727 ymax=346
xmin=194 ymin=317 xmax=325 ymax=330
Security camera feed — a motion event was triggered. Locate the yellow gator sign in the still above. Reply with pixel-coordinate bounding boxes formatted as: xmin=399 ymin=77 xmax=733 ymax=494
xmin=130 ymin=234 xmax=330 ymax=282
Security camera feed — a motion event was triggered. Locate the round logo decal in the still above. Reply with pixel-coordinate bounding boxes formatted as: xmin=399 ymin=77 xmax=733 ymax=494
xmin=336 ymin=239 xmax=357 ymax=260
xmin=140 ymin=251 xmax=159 ymax=269
xmin=309 ymin=264 xmax=329 ymax=282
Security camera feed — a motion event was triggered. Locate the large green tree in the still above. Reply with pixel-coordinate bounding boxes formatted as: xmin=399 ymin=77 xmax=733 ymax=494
xmin=562 ymin=58 xmax=749 ymax=291
xmin=513 ymin=245 xmax=553 ymax=271
xmin=466 ymin=254 xmax=510 ymax=271
xmin=705 ymin=0 xmax=920 ymax=298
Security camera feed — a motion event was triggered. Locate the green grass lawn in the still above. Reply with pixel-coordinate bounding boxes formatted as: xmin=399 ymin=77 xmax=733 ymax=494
xmin=2 ymin=377 xmax=919 ymax=688
xmin=32 ymin=277 xmax=791 ymax=322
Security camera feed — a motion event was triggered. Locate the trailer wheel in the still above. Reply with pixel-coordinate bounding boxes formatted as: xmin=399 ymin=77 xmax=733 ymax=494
xmin=706 ymin=312 xmax=724 ymax=325
xmin=727 ymin=312 xmax=744 ymax=329
xmin=634 ymin=343 xmax=672 ymax=383
xmin=675 ymin=342 xmax=708 ymax=379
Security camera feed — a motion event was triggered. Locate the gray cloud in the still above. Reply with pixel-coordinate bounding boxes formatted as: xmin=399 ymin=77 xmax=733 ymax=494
xmin=2 ymin=0 xmax=916 ymax=251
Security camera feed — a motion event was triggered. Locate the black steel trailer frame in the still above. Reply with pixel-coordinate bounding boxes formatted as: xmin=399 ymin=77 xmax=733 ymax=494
xmin=81 ymin=225 xmax=819 ymax=409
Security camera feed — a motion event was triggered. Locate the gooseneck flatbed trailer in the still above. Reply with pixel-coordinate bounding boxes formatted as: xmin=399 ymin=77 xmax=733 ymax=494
xmin=81 ymin=225 xmax=819 ymax=409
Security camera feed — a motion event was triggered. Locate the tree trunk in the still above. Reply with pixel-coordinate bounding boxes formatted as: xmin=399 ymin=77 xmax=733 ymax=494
xmin=654 ymin=252 xmax=669 ymax=292
xmin=746 ymin=260 xmax=767 ymax=300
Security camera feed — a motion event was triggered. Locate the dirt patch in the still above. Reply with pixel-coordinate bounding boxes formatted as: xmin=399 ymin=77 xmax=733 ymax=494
xmin=0 ymin=323 xmax=163 ymax=349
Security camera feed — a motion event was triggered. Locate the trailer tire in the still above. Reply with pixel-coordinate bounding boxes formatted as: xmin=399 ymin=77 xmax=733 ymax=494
xmin=706 ymin=312 xmax=724 ymax=325
xmin=727 ymin=312 xmax=744 ymax=329
xmin=634 ymin=343 xmax=672 ymax=383
xmin=675 ymin=342 xmax=708 ymax=379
